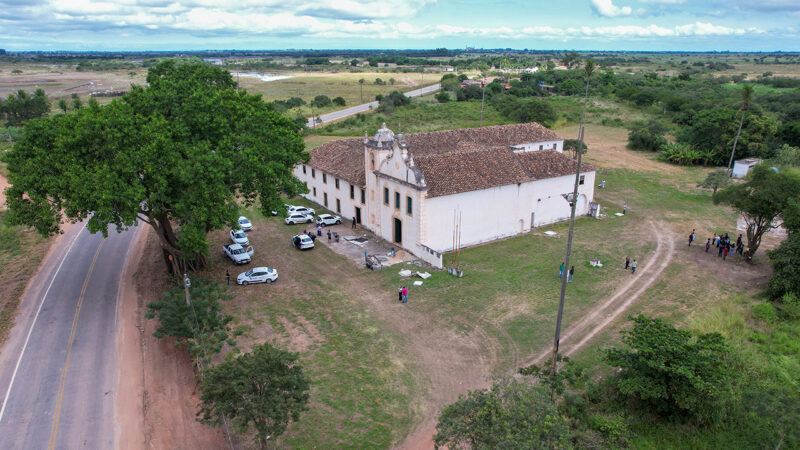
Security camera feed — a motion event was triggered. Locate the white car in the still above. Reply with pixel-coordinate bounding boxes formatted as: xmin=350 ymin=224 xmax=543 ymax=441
xmin=237 ymin=216 xmax=253 ymax=231
xmin=316 ymin=214 xmax=342 ymax=226
xmin=237 ymin=267 xmax=278 ymax=285
xmin=291 ymin=234 xmax=315 ymax=250
xmin=230 ymin=229 xmax=249 ymax=246
xmin=285 ymin=213 xmax=314 ymax=225
xmin=287 ymin=205 xmax=315 ymax=216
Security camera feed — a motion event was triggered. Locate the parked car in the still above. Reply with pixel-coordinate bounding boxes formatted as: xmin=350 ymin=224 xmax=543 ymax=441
xmin=237 ymin=216 xmax=253 ymax=231
xmin=230 ymin=229 xmax=249 ymax=246
xmin=287 ymin=205 xmax=315 ymax=216
xmin=291 ymin=234 xmax=315 ymax=250
xmin=272 ymin=204 xmax=293 ymax=216
xmin=223 ymin=243 xmax=253 ymax=265
xmin=237 ymin=267 xmax=278 ymax=285
xmin=285 ymin=213 xmax=314 ymax=225
xmin=316 ymin=214 xmax=342 ymax=226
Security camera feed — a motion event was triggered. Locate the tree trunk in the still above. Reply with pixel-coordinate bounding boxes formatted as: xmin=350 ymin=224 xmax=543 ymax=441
xmin=147 ymin=213 xmax=208 ymax=274
xmin=727 ymin=110 xmax=746 ymax=174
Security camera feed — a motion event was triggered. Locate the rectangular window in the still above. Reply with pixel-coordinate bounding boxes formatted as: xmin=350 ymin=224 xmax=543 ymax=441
xmin=553 ymin=143 xmax=558 ymax=151
xmin=311 ymin=168 xmax=315 ymax=178
xmin=394 ymin=191 xmax=400 ymax=209
xmin=406 ymin=196 xmax=412 ymax=215
xmin=579 ymin=175 xmax=585 ymax=185
xmin=361 ymin=189 xmax=366 ymax=204
xmin=383 ymin=187 xmax=389 ymax=205
xmin=313 ymin=187 xmax=317 ymax=196
xmin=336 ymin=199 xmax=341 ymax=213
xmin=324 ymin=192 xmax=328 ymax=207
xmin=539 ymin=144 xmax=543 ymax=150
xmin=335 ymin=178 xmax=340 ymax=189
xmin=322 ymin=173 xmax=327 ymax=184
xmin=302 ymin=165 xmax=306 ymax=174
xmin=350 ymin=185 xmax=355 ymax=199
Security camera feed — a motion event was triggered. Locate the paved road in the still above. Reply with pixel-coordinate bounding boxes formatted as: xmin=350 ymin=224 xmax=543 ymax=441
xmin=0 ymin=222 xmax=140 ymax=449
xmin=307 ymin=83 xmax=441 ymax=128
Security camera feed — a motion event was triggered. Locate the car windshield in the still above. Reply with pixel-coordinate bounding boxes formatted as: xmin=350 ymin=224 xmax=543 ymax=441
xmin=234 ymin=232 xmax=245 ymax=238
xmin=301 ymin=238 xmax=312 ymax=243
xmin=245 ymin=269 xmax=254 ymax=276
xmin=239 ymin=218 xmax=248 ymax=224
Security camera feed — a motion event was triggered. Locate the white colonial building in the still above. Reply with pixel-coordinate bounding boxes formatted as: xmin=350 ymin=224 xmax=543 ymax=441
xmin=294 ymin=123 xmax=596 ymax=268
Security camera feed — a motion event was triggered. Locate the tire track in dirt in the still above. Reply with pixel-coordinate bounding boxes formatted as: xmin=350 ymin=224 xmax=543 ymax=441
xmin=401 ymin=222 xmax=675 ymax=450
xmin=524 ymin=221 xmax=674 ymax=366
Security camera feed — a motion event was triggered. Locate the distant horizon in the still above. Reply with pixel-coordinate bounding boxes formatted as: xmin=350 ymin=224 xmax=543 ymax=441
xmin=1 ymin=1 xmax=799 ymax=53
xmin=3 ymin=48 xmax=800 ymax=55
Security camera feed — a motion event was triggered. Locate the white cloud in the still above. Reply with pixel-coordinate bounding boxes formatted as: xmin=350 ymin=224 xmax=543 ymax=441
xmin=590 ymin=0 xmax=633 ymax=17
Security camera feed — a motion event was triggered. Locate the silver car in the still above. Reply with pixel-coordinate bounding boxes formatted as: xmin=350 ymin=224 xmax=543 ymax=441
xmin=237 ymin=267 xmax=278 ymax=285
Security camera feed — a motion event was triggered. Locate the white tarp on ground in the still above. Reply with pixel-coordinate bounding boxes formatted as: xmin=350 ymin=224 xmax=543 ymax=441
xmin=398 ymin=269 xmax=412 ymax=277
xmin=416 ymin=271 xmax=431 ymax=279
xmin=544 ymin=231 xmax=557 ymax=236
xmin=413 ymin=281 xmax=423 ymax=286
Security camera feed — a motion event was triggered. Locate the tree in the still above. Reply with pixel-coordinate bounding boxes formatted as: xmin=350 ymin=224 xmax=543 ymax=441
xmin=714 ymin=164 xmax=800 ymax=260
xmin=389 ymin=77 xmax=396 ymax=85
xmin=198 ymin=343 xmax=310 ymax=446
xmin=2 ymin=88 xmax=50 ymax=126
xmin=71 ymin=93 xmax=83 ymax=110
xmin=766 ymin=232 xmax=800 ymax=300
xmin=374 ymin=78 xmax=385 ymax=85
xmin=627 ymin=120 xmax=668 ymax=152
xmin=563 ymin=139 xmax=588 ymax=159
xmin=145 ymin=278 xmax=239 ymax=366
xmin=311 ymin=95 xmax=331 ymax=107
xmin=561 ymin=51 xmax=580 ymax=69
xmin=727 ymin=84 xmax=754 ymax=174
xmin=358 ymin=78 xmax=365 ymax=103
xmin=57 ymin=98 xmax=69 ymax=113
xmin=495 ymin=96 xmax=557 ymax=127
xmin=434 ymin=91 xmax=450 ymax=103
xmin=332 ymin=96 xmax=346 ymax=107
xmin=604 ymin=315 xmax=730 ymax=423
xmin=697 ymin=170 xmax=732 ymax=196
xmin=350 ymin=58 xmax=358 ymax=67
xmin=3 ymin=61 xmax=306 ymax=274
xmin=434 ymin=377 xmax=570 ymax=449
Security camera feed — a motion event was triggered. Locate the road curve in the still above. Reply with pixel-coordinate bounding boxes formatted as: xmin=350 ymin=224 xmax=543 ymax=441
xmin=307 ymin=83 xmax=441 ymax=128
xmin=0 ymin=222 xmax=140 ymax=449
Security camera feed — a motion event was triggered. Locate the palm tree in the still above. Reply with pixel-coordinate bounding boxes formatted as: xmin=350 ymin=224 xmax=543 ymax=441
xmin=726 ymin=84 xmax=754 ymax=174
xmin=551 ymin=59 xmax=595 ymax=379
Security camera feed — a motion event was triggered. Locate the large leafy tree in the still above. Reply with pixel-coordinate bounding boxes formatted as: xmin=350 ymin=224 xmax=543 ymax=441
xmin=677 ymin=106 xmax=776 ymax=165
xmin=697 ymin=169 xmax=732 ymax=196
xmin=434 ymin=377 xmax=570 ymax=449
xmin=604 ymin=315 xmax=730 ymax=423
xmin=197 ymin=343 xmax=310 ymax=446
xmin=3 ymin=61 xmax=307 ymax=273
xmin=766 ymin=199 xmax=800 ymax=300
xmin=713 ymin=164 xmax=800 ymax=260
xmin=1 ymin=88 xmax=50 ymax=126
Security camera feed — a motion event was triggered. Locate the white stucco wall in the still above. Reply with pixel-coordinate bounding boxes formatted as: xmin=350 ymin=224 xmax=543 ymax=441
xmin=732 ymin=160 xmax=760 ymax=178
xmin=293 ymin=165 xmax=366 ymax=221
xmin=511 ymin=140 xmax=563 ymax=153
xmin=421 ymin=171 xmax=595 ymax=253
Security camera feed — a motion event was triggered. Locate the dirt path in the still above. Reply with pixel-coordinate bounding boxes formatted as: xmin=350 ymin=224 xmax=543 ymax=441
xmin=115 ymin=228 xmax=226 ymax=450
xmin=0 ymin=172 xmax=9 ymax=210
xmin=401 ymin=222 xmax=675 ymax=450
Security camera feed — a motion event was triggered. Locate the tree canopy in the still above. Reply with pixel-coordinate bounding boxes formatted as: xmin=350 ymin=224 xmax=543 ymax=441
xmin=3 ymin=61 xmax=307 ymax=273
xmin=434 ymin=377 xmax=570 ymax=449
xmin=1 ymin=88 xmax=50 ymax=126
xmin=713 ymin=164 xmax=800 ymax=260
xmin=604 ymin=315 xmax=730 ymax=423
xmin=197 ymin=343 xmax=310 ymax=445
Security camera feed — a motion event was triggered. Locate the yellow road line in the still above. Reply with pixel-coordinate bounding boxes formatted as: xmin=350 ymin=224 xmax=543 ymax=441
xmin=48 ymin=239 xmax=105 ymax=450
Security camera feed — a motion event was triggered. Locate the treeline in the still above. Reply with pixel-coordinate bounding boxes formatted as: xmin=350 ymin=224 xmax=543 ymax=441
xmin=0 ymin=89 xmax=50 ymax=126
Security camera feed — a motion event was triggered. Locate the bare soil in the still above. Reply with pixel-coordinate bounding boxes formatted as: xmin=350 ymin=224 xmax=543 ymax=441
xmin=0 ymin=172 xmax=8 ymax=209
xmin=0 ymin=68 xmax=142 ymax=100
xmin=115 ymin=228 xmax=226 ymax=450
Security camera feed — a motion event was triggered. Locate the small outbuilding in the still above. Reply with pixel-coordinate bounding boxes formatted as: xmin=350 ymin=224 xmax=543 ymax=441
xmin=732 ymin=158 xmax=763 ymax=178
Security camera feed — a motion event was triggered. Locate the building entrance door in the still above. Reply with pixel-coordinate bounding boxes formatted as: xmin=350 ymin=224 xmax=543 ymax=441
xmin=393 ymin=218 xmax=402 ymax=244
xmin=355 ymin=207 xmax=362 ymax=224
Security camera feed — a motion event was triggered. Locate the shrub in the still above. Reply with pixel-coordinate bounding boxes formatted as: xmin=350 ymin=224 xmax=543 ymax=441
xmin=332 ymin=96 xmax=346 ymax=106
xmin=752 ymin=302 xmax=778 ymax=323
xmin=434 ymin=91 xmax=450 ymax=103
xmin=627 ymin=120 xmax=668 ymax=152
xmin=587 ymin=414 xmax=629 ymax=447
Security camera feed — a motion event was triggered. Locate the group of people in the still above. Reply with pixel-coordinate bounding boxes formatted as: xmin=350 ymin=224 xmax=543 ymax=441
xmin=623 ymin=256 xmax=638 ymax=274
xmin=397 ymin=286 xmax=408 ymax=303
xmin=700 ymin=230 xmax=744 ymax=260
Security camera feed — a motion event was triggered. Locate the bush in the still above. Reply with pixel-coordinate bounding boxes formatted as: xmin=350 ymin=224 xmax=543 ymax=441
xmin=587 ymin=414 xmax=629 ymax=447
xmin=778 ymin=292 xmax=800 ymax=320
xmin=627 ymin=120 xmax=668 ymax=152
xmin=767 ymin=233 xmax=800 ymax=300
xmin=494 ymin=95 xmax=557 ymax=127
xmin=310 ymin=95 xmax=332 ymax=108
xmin=661 ymin=142 xmax=705 ymax=165
xmin=332 ymin=96 xmax=346 ymax=106
xmin=434 ymin=91 xmax=450 ymax=103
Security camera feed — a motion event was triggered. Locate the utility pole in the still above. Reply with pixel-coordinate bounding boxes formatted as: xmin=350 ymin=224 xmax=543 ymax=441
xmin=551 ymin=60 xmax=594 ymax=377
xmin=480 ymin=77 xmax=486 ymax=127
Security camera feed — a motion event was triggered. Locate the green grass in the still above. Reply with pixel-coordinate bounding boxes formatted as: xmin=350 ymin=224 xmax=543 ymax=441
xmin=310 ymin=99 xmax=511 ymax=137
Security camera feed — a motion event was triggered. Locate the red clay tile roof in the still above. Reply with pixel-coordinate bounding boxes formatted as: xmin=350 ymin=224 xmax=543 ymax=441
xmin=306 ymin=123 xmax=593 ymax=196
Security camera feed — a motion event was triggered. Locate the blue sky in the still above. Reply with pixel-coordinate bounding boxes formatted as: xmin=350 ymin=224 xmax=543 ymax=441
xmin=0 ymin=0 xmax=798 ymax=51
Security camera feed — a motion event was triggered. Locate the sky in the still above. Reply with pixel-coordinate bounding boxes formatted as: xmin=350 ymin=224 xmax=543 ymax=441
xmin=0 ymin=0 xmax=799 ymax=52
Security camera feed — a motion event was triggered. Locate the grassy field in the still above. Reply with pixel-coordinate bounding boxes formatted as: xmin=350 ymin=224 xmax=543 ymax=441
xmin=237 ymin=71 xmax=426 ymax=117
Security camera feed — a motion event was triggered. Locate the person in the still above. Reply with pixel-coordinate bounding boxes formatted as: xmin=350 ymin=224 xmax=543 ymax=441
xmin=309 ymin=233 xmax=316 ymax=242
xmin=558 ymin=262 xmax=564 ymax=278
xmin=718 ymin=243 xmax=724 ymax=257
xmin=352 ymin=217 xmax=357 ymax=230
xmin=317 ymin=225 xmax=322 ymax=236
xmin=569 ymin=266 xmax=575 ymax=282
xmin=738 ymin=243 xmax=744 ymax=256
xmin=402 ymin=286 xmax=408 ymax=304
xmin=625 ymin=256 xmax=630 ymax=270
xmin=737 ymin=234 xmax=743 ymax=249
xmin=631 ymin=259 xmax=637 ymax=274
xmin=623 ymin=202 xmax=627 ymax=215
xmin=723 ymin=245 xmax=729 ymax=260
xmin=599 ymin=179 xmax=606 ymax=188
xmin=327 ymin=229 xmax=332 ymax=241
xmin=705 ymin=238 xmax=711 ymax=253
xmin=689 ymin=229 xmax=695 ymax=247
xmin=226 ymin=270 xmax=230 ymax=286
xmin=398 ymin=286 xmax=402 ymax=302
xmin=712 ymin=233 xmax=718 ymax=247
